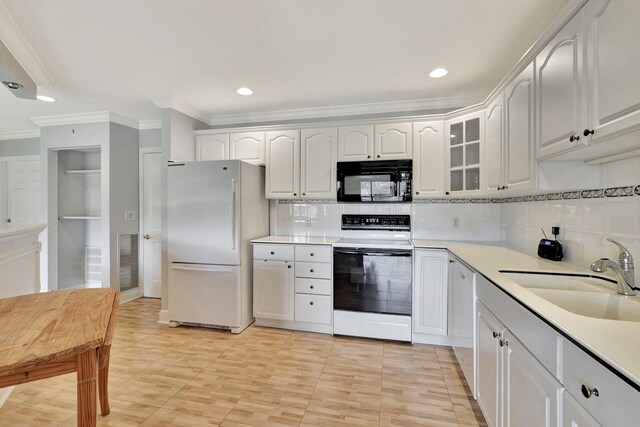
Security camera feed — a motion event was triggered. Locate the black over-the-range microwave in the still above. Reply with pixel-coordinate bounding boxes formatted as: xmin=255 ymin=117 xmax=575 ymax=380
xmin=336 ymin=160 xmax=412 ymax=203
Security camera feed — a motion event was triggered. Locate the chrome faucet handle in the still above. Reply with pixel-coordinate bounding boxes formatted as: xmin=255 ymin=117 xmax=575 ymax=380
xmin=606 ymin=238 xmax=634 ymax=269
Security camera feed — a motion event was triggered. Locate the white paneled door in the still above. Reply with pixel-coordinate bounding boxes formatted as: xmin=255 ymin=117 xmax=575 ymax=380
xmin=5 ymin=160 xmax=40 ymax=225
xmin=141 ymin=151 xmax=162 ymax=298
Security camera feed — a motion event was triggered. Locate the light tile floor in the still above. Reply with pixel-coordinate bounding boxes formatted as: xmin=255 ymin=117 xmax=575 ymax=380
xmin=0 ymin=298 xmax=487 ymax=426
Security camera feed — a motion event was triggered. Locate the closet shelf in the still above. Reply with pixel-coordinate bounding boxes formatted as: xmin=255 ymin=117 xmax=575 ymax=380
xmin=59 ymin=216 xmax=102 ymax=220
xmin=64 ymin=169 xmax=101 ymax=176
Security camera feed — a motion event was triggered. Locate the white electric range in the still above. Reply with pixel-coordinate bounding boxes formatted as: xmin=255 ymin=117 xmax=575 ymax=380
xmin=332 ymin=214 xmax=414 ymax=342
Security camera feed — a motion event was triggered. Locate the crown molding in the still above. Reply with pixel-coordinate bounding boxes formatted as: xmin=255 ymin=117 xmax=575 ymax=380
xmin=30 ymin=111 xmax=141 ymax=129
xmin=207 ymin=94 xmax=486 ymax=127
xmin=0 ymin=0 xmax=52 ymax=85
xmin=149 ymin=95 xmax=209 ymax=124
xmin=139 ymin=119 xmax=161 ymax=130
xmin=0 ymin=129 xmax=40 ymax=140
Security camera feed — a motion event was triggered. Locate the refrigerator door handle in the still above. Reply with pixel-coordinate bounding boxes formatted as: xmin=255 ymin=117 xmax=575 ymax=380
xmin=171 ymin=263 xmax=236 ymax=273
xmin=230 ymin=178 xmax=236 ymax=251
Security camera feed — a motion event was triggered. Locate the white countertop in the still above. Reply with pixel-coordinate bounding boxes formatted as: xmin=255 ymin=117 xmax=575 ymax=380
xmin=251 ymin=235 xmax=341 ymax=245
xmin=0 ymin=224 xmax=47 ymax=240
xmin=413 ymin=240 xmax=640 ymax=387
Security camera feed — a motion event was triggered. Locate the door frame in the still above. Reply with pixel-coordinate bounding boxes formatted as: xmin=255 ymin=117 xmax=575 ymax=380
xmin=139 ymin=148 xmax=162 ymax=298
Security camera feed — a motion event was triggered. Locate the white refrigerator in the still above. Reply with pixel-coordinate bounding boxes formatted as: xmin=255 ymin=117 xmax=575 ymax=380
xmin=167 ymin=160 xmax=268 ymax=333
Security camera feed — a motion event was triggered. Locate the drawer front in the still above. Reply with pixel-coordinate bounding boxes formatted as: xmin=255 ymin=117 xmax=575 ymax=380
xmin=295 ymin=278 xmax=331 ymax=296
xmin=295 ymin=262 xmax=331 ymax=279
xmin=563 ymin=339 xmax=640 ymax=426
xmin=295 ymin=245 xmax=332 ymax=263
xmin=253 ymin=244 xmax=294 ymax=261
xmin=295 ymin=294 xmax=332 ymax=324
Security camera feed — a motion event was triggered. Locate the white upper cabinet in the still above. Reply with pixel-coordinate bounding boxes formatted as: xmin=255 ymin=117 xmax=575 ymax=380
xmin=446 ymin=112 xmax=484 ymax=195
xmin=300 ymin=128 xmax=337 ymax=199
xmin=484 ymin=94 xmax=504 ymax=193
xmin=504 ymin=62 xmax=536 ymax=192
xmin=195 ymin=133 xmax=229 ymax=161
xmin=586 ymin=0 xmax=640 ymax=144
xmin=374 ymin=123 xmax=413 ymax=160
xmin=536 ymin=7 xmax=587 ymax=159
xmin=265 ymin=130 xmax=300 ymax=199
xmin=412 ymin=121 xmax=444 ymax=198
xmin=230 ymin=132 xmax=265 ymax=165
xmin=338 ymin=125 xmax=374 ymax=161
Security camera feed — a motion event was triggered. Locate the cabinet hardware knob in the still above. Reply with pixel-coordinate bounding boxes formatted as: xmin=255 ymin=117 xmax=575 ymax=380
xmin=144 ymin=234 xmax=151 ymax=240
xmin=416 ymin=191 xmax=420 ymax=195
xmin=461 ymin=274 xmax=466 ymax=280
xmin=445 ymin=191 xmax=450 ymax=195
xmin=310 ymin=301 xmax=314 ymax=305
xmin=293 ymin=193 xmax=297 ymax=196
xmin=310 ymin=269 xmax=314 ymax=273
xmin=499 ymin=340 xmax=505 ymax=347
xmin=583 ymin=129 xmax=595 ymax=137
xmin=581 ymin=384 xmax=599 ymax=399
xmin=367 ymin=155 xmax=371 ymax=159
xmin=569 ymin=134 xmax=580 ymax=142
xmin=310 ymin=253 xmax=314 ymax=256
xmin=492 ymin=331 xmax=500 ymax=338
xmin=377 ymin=155 xmax=381 ymax=158
xmin=270 ymin=251 xmax=275 ymax=255
xmin=302 ymin=193 xmax=305 ymax=196
xmin=310 ymin=285 xmax=314 ymax=289
xmin=449 ymin=260 xmax=455 ymax=263
xmin=287 ymin=265 xmax=291 ymax=269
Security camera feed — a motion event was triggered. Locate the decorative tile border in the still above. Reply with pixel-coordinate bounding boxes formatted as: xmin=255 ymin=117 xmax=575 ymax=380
xmin=277 ymin=185 xmax=640 ymax=204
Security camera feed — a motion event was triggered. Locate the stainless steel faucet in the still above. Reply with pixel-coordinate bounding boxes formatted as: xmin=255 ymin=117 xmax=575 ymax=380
xmin=590 ymin=238 xmax=637 ymax=296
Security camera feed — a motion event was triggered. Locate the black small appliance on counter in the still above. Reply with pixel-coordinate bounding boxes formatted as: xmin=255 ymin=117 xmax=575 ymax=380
xmin=538 ymin=227 xmax=563 ymax=261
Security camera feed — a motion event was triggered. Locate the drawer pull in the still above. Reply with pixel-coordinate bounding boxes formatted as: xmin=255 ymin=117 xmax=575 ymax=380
xmin=581 ymin=384 xmax=599 ymax=399
xmin=310 ymin=301 xmax=314 ymax=306
xmin=310 ymin=253 xmax=315 ymax=256
xmin=492 ymin=331 xmax=501 ymax=338
xmin=310 ymin=285 xmax=314 ymax=289
xmin=310 ymin=269 xmax=314 ymax=273
xmin=499 ymin=340 xmax=505 ymax=347
xmin=288 ymin=265 xmax=291 ymax=269
xmin=270 ymin=251 xmax=275 ymax=255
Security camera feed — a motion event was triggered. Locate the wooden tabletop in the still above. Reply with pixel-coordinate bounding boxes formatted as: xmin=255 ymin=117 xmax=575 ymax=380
xmin=0 ymin=288 xmax=118 ymax=377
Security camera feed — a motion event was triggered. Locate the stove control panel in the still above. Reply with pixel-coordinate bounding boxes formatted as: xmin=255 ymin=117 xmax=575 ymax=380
xmin=341 ymin=215 xmax=410 ymax=231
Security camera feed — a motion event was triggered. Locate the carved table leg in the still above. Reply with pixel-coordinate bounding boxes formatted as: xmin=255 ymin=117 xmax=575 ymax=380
xmin=77 ymin=349 xmax=97 ymax=427
xmin=98 ymin=344 xmax=111 ymax=415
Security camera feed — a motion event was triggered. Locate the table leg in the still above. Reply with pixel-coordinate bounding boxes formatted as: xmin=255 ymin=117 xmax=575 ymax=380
xmin=77 ymin=349 xmax=97 ymax=427
xmin=98 ymin=344 xmax=111 ymax=415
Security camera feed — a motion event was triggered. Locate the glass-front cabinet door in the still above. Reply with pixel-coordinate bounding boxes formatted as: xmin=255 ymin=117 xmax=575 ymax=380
xmin=446 ymin=111 xmax=484 ymax=195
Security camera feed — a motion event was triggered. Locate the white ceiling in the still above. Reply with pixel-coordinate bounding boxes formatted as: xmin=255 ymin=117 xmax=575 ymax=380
xmin=0 ymin=0 xmax=570 ymax=134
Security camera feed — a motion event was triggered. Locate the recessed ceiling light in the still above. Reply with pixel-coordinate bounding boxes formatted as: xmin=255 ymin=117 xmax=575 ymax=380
xmin=37 ymin=95 xmax=56 ymax=102
xmin=429 ymin=68 xmax=448 ymax=78
xmin=236 ymin=87 xmax=253 ymax=96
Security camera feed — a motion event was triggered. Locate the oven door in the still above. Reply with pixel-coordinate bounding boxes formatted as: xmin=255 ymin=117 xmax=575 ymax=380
xmin=333 ymin=248 xmax=412 ymax=315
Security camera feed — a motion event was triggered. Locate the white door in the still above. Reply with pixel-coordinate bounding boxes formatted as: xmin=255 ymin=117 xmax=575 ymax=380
xmin=536 ymin=8 xmax=587 ymax=158
xmin=230 ymin=131 xmax=265 ymax=165
xmin=413 ymin=250 xmax=449 ymax=336
xmin=505 ymin=62 xmax=535 ymax=192
xmin=265 ymin=130 xmax=300 ymax=199
xmin=300 ymin=127 xmax=337 ymax=199
xmin=195 ymin=134 xmax=229 ymax=161
xmin=141 ymin=151 xmax=162 ymax=298
xmin=485 ymin=94 xmax=504 ymax=193
xmin=502 ymin=332 xmax=561 ymax=427
xmin=253 ymin=260 xmax=295 ymax=321
xmin=374 ymin=123 xmax=413 ymax=160
xmin=5 ymin=160 xmax=40 ymax=224
xmin=586 ymin=0 xmax=640 ymax=143
xmin=337 ymin=125 xmax=374 ymax=161
xmin=476 ymin=302 xmax=503 ymax=427
xmin=412 ymin=121 xmax=444 ymax=197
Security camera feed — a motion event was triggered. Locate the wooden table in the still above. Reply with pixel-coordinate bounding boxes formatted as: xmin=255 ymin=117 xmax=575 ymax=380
xmin=0 ymin=288 xmax=120 ymax=427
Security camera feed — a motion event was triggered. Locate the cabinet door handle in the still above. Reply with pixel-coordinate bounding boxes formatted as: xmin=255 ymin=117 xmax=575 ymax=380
xmin=569 ymin=134 xmax=580 ymax=142
xmin=367 ymin=155 xmax=371 ymax=159
xmin=460 ymin=274 xmax=466 ymax=280
xmin=310 ymin=285 xmax=314 ymax=289
xmin=445 ymin=191 xmax=450 ymax=195
xmin=499 ymin=340 xmax=505 ymax=347
xmin=310 ymin=301 xmax=314 ymax=306
xmin=270 ymin=251 xmax=275 ymax=255
xmin=449 ymin=260 xmax=455 ymax=263
xmin=310 ymin=253 xmax=314 ymax=256
xmin=416 ymin=191 xmax=420 ymax=195
xmin=492 ymin=331 xmax=501 ymax=338
xmin=583 ymin=129 xmax=594 ymax=137
xmin=377 ymin=155 xmax=381 ymax=158
xmin=287 ymin=265 xmax=292 ymax=269
xmin=581 ymin=384 xmax=599 ymax=399
xmin=310 ymin=269 xmax=314 ymax=273
xmin=293 ymin=193 xmax=297 ymax=196
xmin=302 ymin=192 xmax=306 ymax=196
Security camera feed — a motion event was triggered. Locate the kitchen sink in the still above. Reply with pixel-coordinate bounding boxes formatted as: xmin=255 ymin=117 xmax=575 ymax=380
xmin=500 ymin=270 xmax=640 ymax=322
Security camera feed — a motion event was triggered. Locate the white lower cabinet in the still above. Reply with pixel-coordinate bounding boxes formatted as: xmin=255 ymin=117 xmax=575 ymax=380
xmin=412 ymin=249 xmax=449 ymax=344
xmin=562 ymin=390 xmax=600 ymax=427
xmin=252 ymin=259 xmax=295 ymax=321
xmin=477 ymin=301 xmax=561 ymax=427
xmin=451 ymin=258 xmax=475 ymax=390
xmin=253 ymin=243 xmax=332 ymax=333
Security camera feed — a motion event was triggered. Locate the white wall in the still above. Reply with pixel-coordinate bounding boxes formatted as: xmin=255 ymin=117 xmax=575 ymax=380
xmin=501 ymin=157 xmax=640 ymax=269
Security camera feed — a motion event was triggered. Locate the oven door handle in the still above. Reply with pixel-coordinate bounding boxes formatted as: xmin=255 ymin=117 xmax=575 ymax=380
xmin=334 ymin=249 xmax=412 ymax=257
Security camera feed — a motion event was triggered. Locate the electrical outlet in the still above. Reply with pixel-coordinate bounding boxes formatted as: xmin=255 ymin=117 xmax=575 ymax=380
xmin=453 ymin=217 xmax=460 ymax=228
xmin=125 ymin=211 xmax=137 ymax=220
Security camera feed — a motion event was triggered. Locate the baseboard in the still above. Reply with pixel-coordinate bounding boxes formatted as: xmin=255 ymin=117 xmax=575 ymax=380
xmin=158 ymin=309 xmax=170 ymax=324
xmin=255 ymin=318 xmax=333 ymax=335
xmin=412 ymin=333 xmax=451 ymax=346
xmin=119 ymin=287 xmax=141 ymax=304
